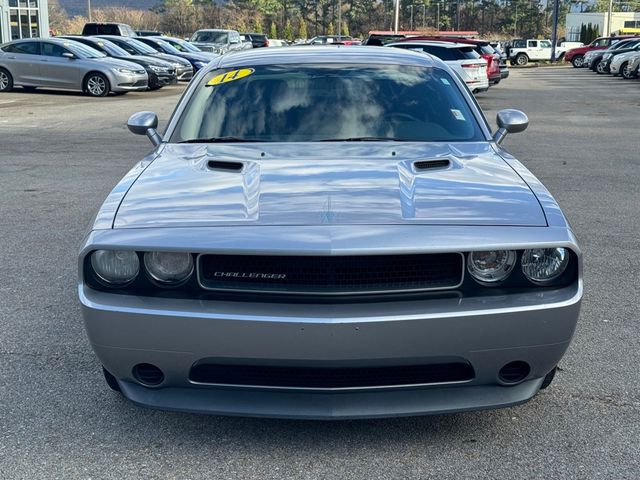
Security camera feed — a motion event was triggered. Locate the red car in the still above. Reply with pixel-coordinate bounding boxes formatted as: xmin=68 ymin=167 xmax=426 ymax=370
xmin=565 ymin=35 xmax=640 ymax=68
xmin=394 ymin=36 xmax=501 ymax=84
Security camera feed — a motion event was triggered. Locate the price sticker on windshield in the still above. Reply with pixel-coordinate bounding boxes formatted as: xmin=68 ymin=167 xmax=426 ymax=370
xmin=207 ymin=68 xmax=255 ymax=86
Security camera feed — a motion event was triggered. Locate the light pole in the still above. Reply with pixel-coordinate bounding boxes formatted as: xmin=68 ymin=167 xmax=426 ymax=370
xmin=606 ymin=0 xmax=613 ymax=36
xmin=436 ymin=2 xmax=440 ymax=32
xmin=394 ymin=0 xmax=400 ymax=33
xmin=422 ymin=3 xmax=426 ymax=30
xmin=87 ymin=0 xmax=92 ymax=22
xmin=337 ymin=0 xmax=342 ymax=39
xmin=514 ymin=2 xmax=518 ymax=37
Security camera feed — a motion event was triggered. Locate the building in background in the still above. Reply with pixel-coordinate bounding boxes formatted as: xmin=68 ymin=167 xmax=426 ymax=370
xmin=566 ymin=12 xmax=640 ymax=41
xmin=0 ymin=0 xmax=50 ymax=44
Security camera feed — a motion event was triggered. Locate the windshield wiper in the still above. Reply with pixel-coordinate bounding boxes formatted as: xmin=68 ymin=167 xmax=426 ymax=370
xmin=179 ymin=136 xmax=263 ymax=143
xmin=317 ymin=136 xmax=408 ymax=142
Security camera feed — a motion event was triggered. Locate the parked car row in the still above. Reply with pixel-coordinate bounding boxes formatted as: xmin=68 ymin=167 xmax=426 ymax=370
xmin=0 ymin=33 xmax=218 ymax=97
xmin=570 ymin=35 xmax=640 ymax=79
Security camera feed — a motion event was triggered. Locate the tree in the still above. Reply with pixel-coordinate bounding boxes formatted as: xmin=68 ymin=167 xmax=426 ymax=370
xmin=284 ymin=18 xmax=293 ymax=40
xmin=270 ymin=20 xmax=278 ymax=38
xmin=298 ymin=18 xmax=308 ymax=39
xmin=341 ymin=21 xmax=349 ymax=36
xmin=253 ymin=18 xmax=264 ymax=33
xmin=327 ymin=21 xmax=335 ymax=34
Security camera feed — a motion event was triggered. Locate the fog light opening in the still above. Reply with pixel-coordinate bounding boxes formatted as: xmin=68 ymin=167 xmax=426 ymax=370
xmin=498 ymin=361 xmax=531 ymax=384
xmin=133 ymin=363 xmax=165 ymax=386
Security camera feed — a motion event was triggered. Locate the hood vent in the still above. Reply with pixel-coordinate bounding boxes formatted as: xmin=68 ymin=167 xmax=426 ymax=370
xmin=207 ymin=160 xmax=244 ymax=172
xmin=414 ymin=159 xmax=451 ymax=171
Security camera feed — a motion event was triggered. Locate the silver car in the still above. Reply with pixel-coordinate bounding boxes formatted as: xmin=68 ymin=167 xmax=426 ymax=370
xmin=189 ymin=29 xmax=249 ymax=54
xmin=79 ymin=47 xmax=582 ymax=419
xmin=0 ymin=38 xmax=148 ymax=96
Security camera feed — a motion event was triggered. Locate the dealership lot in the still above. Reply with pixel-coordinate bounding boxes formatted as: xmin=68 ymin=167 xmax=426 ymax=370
xmin=1 ymin=66 xmax=639 ymax=478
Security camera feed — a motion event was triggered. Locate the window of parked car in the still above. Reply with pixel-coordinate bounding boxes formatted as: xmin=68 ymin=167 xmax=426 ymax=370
xmin=539 ymin=40 xmax=551 ymax=48
xmin=41 ymin=42 xmax=68 ymax=57
xmin=529 ymin=40 xmax=538 ymax=48
xmin=173 ymin=64 xmax=484 ymax=143
xmin=192 ymin=31 xmax=229 ymax=44
xmin=2 ymin=41 xmax=40 ymax=55
xmin=395 ymin=44 xmax=480 ymax=61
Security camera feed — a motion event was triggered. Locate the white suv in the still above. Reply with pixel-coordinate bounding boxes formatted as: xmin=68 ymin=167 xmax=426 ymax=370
xmin=388 ymin=41 xmax=489 ymax=93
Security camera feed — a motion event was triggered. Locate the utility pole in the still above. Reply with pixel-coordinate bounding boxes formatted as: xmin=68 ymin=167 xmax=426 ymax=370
xmin=436 ymin=2 xmax=440 ymax=32
xmin=550 ymin=0 xmax=560 ymax=62
xmin=394 ymin=0 xmax=400 ymax=33
xmin=337 ymin=0 xmax=342 ymax=39
xmin=87 ymin=0 xmax=92 ymax=22
xmin=606 ymin=0 xmax=613 ymax=36
xmin=422 ymin=3 xmax=426 ymax=30
xmin=514 ymin=2 xmax=518 ymax=37
xmin=457 ymin=0 xmax=461 ymax=30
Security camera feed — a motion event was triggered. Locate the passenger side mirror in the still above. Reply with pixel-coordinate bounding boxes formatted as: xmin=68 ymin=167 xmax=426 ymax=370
xmin=127 ymin=111 xmax=162 ymax=146
xmin=493 ymin=109 xmax=529 ymax=145
xmin=62 ymin=52 xmax=76 ymax=59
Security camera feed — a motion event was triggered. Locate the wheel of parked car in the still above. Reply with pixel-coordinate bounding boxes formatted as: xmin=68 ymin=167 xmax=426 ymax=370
xmin=515 ymin=53 xmax=528 ymax=66
xmin=596 ymin=61 xmax=606 ymax=74
xmin=0 ymin=68 xmax=14 ymax=92
xmin=571 ymin=55 xmax=584 ymax=68
xmin=622 ymin=63 xmax=637 ymax=79
xmin=84 ymin=72 xmax=110 ymax=97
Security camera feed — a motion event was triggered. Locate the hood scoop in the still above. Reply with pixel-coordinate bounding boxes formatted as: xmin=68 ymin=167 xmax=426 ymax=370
xmin=207 ymin=159 xmax=244 ymax=172
xmin=413 ymin=159 xmax=451 ymax=171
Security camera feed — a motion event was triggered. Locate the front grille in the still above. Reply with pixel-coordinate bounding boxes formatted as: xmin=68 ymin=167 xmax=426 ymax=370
xmin=132 ymin=80 xmax=147 ymax=87
xmin=189 ymin=361 xmax=475 ymax=389
xmin=198 ymin=253 xmax=464 ymax=295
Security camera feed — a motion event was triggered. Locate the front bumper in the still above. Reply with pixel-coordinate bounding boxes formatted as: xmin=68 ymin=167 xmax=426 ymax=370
xmin=79 ymin=225 xmax=582 ymax=419
xmin=111 ymin=72 xmax=148 ymax=92
xmin=176 ymin=66 xmax=194 ymax=81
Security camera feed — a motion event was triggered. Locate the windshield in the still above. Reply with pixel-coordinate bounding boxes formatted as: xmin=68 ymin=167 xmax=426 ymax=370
xmin=172 ymin=64 xmax=483 ymax=143
xmin=153 ymin=39 xmax=182 ymax=55
xmin=95 ymin=40 xmax=129 ymax=56
xmin=125 ymin=38 xmax=158 ymax=55
xmin=65 ymin=41 xmax=106 ymax=58
xmin=165 ymin=38 xmax=201 ymax=52
xmin=191 ymin=31 xmax=228 ymax=44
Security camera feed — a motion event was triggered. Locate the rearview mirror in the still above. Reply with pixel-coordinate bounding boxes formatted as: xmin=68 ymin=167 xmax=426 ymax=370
xmin=127 ymin=111 xmax=162 ymax=146
xmin=493 ymin=109 xmax=529 ymax=145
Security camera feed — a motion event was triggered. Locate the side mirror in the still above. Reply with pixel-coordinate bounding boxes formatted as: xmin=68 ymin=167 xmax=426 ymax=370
xmin=493 ymin=109 xmax=528 ymax=145
xmin=62 ymin=52 xmax=76 ymax=59
xmin=127 ymin=111 xmax=162 ymax=146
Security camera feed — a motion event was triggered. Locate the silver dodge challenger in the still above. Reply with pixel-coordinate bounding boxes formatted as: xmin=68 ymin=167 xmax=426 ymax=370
xmin=79 ymin=46 xmax=582 ymax=419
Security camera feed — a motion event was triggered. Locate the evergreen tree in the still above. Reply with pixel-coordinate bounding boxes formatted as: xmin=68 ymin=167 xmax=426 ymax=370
xmin=327 ymin=21 xmax=334 ymax=34
xmin=298 ymin=18 xmax=307 ymax=39
xmin=270 ymin=20 xmax=278 ymax=38
xmin=284 ymin=18 xmax=293 ymax=41
xmin=341 ymin=21 xmax=349 ymax=36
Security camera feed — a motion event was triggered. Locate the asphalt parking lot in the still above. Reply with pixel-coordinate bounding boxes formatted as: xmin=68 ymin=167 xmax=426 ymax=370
xmin=1 ymin=67 xmax=639 ymax=479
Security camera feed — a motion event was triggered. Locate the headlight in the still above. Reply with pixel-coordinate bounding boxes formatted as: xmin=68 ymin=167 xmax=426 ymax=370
xmin=150 ymin=65 xmax=168 ymax=73
xmin=90 ymin=250 xmax=139 ymax=286
xmin=603 ymin=53 xmax=611 ymax=60
xmin=116 ymin=68 xmax=136 ymax=74
xmin=144 ymin=251 xmax=194 ymax=286
xmin=521 ymin=248 xmax=569 ymax=284
xmin=467 ymin=250 xmax=517 ymax=285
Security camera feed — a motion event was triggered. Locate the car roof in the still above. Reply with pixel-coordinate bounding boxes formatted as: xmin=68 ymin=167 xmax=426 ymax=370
xmin=399 ymin=36 xmax=489 ymax=46
xmin=194 ymin=29 xmax=237 ymax=33
xmin=214 ymin=45 xmax=442 ymax=69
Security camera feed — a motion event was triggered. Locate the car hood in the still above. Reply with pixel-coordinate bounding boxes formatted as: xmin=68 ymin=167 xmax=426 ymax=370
xmin=152 ymin=53 xmax=192 ymax=66
xmin=114 ymin=142 xmax=547 ymax=229
xmin=179 ymin=51 xmax=217 ymax=62
xmin=94 ymin=57 xmax=146 ymax=71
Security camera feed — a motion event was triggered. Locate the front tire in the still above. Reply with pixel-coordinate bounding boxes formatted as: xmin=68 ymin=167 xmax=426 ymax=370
xmin=596 ymin=61 xmax=607 ymax=74
xmin=0 ymin=68 xmax=14 ymax=92
xmin=571 ymin=55 xmax=584 ymax=68
xmin=84 ymin=72 xmax=110 ymax=97
xmin=515 ymin=53 xmax=528 ymax=66
xmin=623 ymin=63 xmax=637 ymax=79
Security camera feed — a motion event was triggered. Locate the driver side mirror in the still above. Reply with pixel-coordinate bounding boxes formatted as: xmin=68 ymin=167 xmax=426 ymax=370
xmin=493 ymin=109 xmax=529 ymax=145
xmin=62 ymin=52 xmax=76 ymax=59
xmin=127 ymin=111 xmax=162 ymax=147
